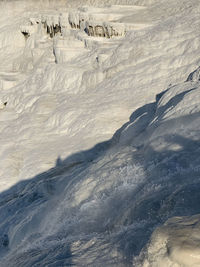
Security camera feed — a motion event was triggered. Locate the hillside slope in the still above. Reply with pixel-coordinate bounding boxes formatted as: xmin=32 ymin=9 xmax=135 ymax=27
xmin=0 ymin=0 xmax=200 ymax=266
xmin=0 ymin=66 xmax=200 ymax=266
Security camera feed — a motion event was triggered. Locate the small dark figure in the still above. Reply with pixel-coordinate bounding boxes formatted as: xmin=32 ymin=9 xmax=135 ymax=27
xmin=1 ymin=234 xmax=9 ymax=247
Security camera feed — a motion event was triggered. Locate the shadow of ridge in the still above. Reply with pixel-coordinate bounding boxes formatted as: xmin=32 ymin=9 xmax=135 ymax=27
xmin=0 ymin=98 xmax=160 ymax=266
xmin=1 ymin=81 xmax=197 ymax=199
xmin=0 ymin=90 xmax=164 ymax=202
xmin=0 ymin=139 xmax=112 ymax=198
xmin=0 ymin=139 xmax=114 ymax=266
xmin=155 ymin=87 xmax=197 ymax=120
xmin=111 ymin=126 xmax=200 ymax=265
xmin=0 ymin=88 xmax=199 ymax=265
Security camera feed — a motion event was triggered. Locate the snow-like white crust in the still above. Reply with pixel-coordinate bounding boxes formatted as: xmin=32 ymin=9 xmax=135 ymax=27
xmin=68 ymin=5 xmax=150 ymax=37
xmin=0 ymin=0 xmax=200 ymax=266
xmin=139 ymin=214 xmax=200 ymax=267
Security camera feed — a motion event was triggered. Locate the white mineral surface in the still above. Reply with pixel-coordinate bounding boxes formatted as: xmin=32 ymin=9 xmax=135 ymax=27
xmin=0 ymin=0 xmax=200 ymax=266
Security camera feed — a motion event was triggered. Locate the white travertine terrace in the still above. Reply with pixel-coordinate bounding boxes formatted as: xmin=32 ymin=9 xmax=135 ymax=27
xmin=68 ymin=5 xmax=149 ymax=38
xmin=18 ymin=5 xmax=150 ymax=66
xmin=1 ymin=1 xmax=200 ymax=265
xmin=139 ymin=214 xmax=200 ymax=267
xmin=20 ymin=4 xmax=150 ymax=43
xmin=53 ymin=37 xmax=85 ymax=63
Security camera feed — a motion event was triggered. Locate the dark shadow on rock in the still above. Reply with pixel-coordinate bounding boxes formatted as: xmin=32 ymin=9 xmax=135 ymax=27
xmin=112 ymin=102 xmax=156 ymax=145
xmin=155 ymin=87 xmax=197 ymax=121
xmin=186 ymin=66 xmax=200 ymax=82
xmin=0 ymin=85 xmax=199 ymax=265
xmin=111 ymin=113 xmax=200 ymax=263
xmin=0 ymin=136 xmax=113 ymax=266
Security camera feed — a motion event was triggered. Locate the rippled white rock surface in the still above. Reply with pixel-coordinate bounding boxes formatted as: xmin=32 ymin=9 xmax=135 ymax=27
xmin=0 ymin=0 xmax=200 ymax=266
xmin=139 ymin=214 xmax=200 ymax=267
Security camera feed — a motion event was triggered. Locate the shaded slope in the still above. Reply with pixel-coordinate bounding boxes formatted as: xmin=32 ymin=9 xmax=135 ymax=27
xmin=0 ymin=73 xmax=200 ymax=265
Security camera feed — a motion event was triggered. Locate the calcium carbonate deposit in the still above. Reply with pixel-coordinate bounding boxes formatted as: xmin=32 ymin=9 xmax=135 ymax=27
xmin=0 ymin=0 xmax=200 ymax=266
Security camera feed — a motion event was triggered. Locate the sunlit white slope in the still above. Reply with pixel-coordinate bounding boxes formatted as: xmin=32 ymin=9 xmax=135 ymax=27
xmin=139 ymin=214 xmax=200 ymax=267
xmin=0 ymin=0 xmax=200 ymax=190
